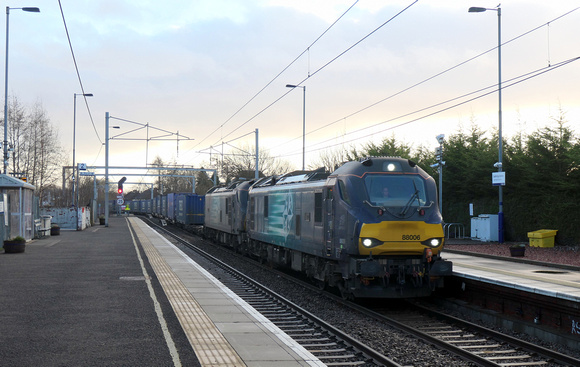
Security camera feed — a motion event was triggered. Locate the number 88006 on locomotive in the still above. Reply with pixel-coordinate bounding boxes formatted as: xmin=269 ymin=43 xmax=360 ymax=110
xmin=204 ymin=157 xmax=452 ymax=299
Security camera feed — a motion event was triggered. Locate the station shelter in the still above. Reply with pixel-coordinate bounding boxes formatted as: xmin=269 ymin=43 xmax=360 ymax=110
xmin=0 ymin=174 xmax=35 ymax=242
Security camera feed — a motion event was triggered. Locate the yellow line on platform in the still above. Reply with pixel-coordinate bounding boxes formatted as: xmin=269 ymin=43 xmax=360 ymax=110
xmin=128 ymin=217 xmax=246 ymax=367
xmin=127 ymin=218 xmax=182 ymax=367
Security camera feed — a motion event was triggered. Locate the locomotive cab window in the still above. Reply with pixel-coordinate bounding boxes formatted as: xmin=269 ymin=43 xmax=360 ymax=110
xmin=338 ymin=179 xmax=351 ymax=205
xmin=366 ymin=175 xmax=427 ymax=207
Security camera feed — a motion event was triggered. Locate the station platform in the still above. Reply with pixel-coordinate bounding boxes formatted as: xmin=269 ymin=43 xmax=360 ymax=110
xmin=0 ymin=215 xmax=323 ymax=367
xmin=442 ymin=250 xmax=580 ymax=302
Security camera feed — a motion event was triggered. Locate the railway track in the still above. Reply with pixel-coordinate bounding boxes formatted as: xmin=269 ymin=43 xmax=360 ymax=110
xmin=362 ymin=301 xmax=580 ymax=367
xmin=278 ymin=264 xmax=580 ymax=367
xmin=145 ymin=217 xmax=397 ymax=367
xmin=145 ymin=217 xmax=580 ymax=366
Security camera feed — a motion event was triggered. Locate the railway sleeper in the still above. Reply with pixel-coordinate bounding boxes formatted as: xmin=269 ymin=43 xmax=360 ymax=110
xmin=459 ymin=344 xmax=501 ymax=349
xmin=284 ymin=330 xmax=323 ymax=340
xmin=317 ymin=354 xmax=357 ymax=360
xmin=308 ymin=348 xmax=347 ymax=353
xmin=302 ymin=342 xmax=338 ymax=348
xmin=486 ymin=355 xmax=532 ymax=361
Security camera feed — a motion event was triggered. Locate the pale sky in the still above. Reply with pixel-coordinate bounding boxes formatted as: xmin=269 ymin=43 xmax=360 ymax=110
xmin=5 ymin=0 xmax=580 ymax=188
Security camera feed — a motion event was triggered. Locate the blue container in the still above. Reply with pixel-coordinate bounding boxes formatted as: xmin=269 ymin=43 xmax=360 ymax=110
xmin=160 ymin=195 xmax=168 ymax=218
xmin=153 ymin=196 xmax=160 ymax=217
xmin=129 ymin=200 xmax=140 ymax=212
xmin=167 ymin=193 xmax=177 ymax=222
xmin=138 ymin=200 xmax=146 ymax=214
xmin=176 ymin=193 xmax=205 ymax=225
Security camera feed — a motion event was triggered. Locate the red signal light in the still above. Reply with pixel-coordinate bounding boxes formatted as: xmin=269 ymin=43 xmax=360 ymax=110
xmin=118 ymin=187 xmax=123 ymax=195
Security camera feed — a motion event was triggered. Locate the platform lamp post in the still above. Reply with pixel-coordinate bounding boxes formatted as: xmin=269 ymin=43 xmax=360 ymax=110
xmin=73 ymin=93 xmax=93 ymax=230
xmin=104 ymin=112 xmax=120 ymax=227
xmin=431 ymin=134 xmax=445 ymax=215
xmin=286 ymin=84 xmax=306 ymax=171
xmin=469 ymin=5 xmax=504 ymax=243
xmin=3 ymin=6 xmax=40 ymax=175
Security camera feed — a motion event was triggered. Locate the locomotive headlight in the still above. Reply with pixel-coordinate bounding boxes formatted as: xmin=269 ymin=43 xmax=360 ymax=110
xmin=362 ymin=238 xmax=383 ymax=248
xmin=422 ymin=238 xmax=442 ymax=248
xmin=381 ymin=161 xmax=403 ymax=172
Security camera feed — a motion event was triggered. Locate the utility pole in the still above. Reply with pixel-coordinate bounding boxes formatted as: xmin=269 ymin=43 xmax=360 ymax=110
xmin=431 ymin=134 xmax=445 ymax=215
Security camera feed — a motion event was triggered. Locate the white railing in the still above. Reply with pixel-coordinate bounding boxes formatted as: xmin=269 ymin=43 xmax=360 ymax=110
xmin=444 ymin=223 xmax=465 ymax=239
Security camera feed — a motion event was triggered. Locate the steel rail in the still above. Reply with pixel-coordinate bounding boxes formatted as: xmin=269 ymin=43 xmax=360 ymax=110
xmin=144 ymin=217 xmax=401 ymax=367
xmin=411 ymin=301 xmax=580 ymax=367
xmin=145 ymin=217 xmax=580 ymax=366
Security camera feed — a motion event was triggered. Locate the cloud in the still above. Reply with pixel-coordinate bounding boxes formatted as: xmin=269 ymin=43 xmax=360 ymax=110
xmin=4 ymin=0 xmax=579 ymax=175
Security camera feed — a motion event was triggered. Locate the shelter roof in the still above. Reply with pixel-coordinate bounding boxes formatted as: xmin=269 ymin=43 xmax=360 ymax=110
xmin=0 ymin=175 xmax=35 ymax=190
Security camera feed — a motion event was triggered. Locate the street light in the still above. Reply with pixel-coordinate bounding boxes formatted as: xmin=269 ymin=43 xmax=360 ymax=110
xmin=73 ymin=93 xmax=93 ymax=230
xmin=104 ymin=113 xmax=121 ymax=227
xmin=3 ymin=6 xmax=40 ymax=175
xmin=469 ymin=5 xmax=504 ymax=243
xmin=105 ymin=113 xmax=110 ymax=227
xmin=430 ymin=134 xmax=445 ymax=215
xmin=286 ymin=84 xmax=306 ymax=171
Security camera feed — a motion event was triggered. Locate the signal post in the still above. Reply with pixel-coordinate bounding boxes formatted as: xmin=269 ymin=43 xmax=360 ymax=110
xmin=117 ymin=177 xmax=126 ymax=215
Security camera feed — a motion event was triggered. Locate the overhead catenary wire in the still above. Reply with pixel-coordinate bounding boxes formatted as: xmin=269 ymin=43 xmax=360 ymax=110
xmin=214 ymin=0 xmax=420 ymax=145
xmin=190 ymin=0 xmax=362 ymax=153
xmin=186 ymin=4 xmax=577 ymax=169
xmin=57 ymin=0 xmax=100 ymax=145
xmin=196 ymin=130 xmax=256 ymax=156
xmin=109 ymin=116 xmax=192 ymax=141
xmin=276 ymin=56 xmax=580 ymax=159
xmin=187 ymin=1 xmax=420 ymax=165
xmin=106 ymin=115 xmax=194 ymax=170
xmin=273 ymin=6 xmax=580 ymax=156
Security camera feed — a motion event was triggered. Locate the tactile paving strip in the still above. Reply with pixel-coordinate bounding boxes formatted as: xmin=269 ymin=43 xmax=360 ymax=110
xmin=129 ymin=218 xmax=246 ymax=366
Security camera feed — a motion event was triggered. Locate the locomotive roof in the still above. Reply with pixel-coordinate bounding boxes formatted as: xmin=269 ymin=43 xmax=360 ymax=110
xmin=249 ymin=157 xmax=427 ymax=190
xmin=329 ymin=157 xmax=426 ymax=177
xmin=206 ymin=179 xmax=254 ymax=194
xmin=252 ymin=168 xmax=329 ymax=188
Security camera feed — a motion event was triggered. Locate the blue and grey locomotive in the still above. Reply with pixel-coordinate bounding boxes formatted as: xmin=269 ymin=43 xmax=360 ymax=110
xmin=204 ymin=180 xmax=252 ymax=245
xmin=242 ymin=157 xmax=452 ymax=298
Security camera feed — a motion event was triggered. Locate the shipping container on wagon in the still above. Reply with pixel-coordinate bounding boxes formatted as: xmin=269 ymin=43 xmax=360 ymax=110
xmin=153 ymin=196 xmax=160 ymax=217
xmin=137 ymin=199 xmax=145 ymax=214
xmin=175 ymin=193 xmax=205 ymax=225
xmin=129 ymin=200 xmax=140 ymax=212
xmin=161 ymin=195 xmax=168 ymax=219
xmin=166 ymin=193 xmax=178 ymax=222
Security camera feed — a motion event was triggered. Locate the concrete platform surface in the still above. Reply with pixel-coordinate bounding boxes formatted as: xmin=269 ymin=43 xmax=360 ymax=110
xmin=0 ymin=216 xmax=199 ymax=367
xmin=0 ymin=215 xmax=324 ymax=367
xmin=443 ymin=251 xmax=580 ymax=302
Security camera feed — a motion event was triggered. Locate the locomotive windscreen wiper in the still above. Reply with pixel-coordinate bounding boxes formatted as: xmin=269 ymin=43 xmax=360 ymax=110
xmin=400 ymin=181 xmax=420 ymax=216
